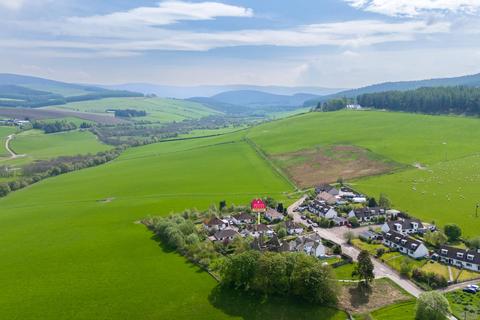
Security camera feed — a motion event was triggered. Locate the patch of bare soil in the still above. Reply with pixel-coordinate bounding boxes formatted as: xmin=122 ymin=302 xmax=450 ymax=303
xmin=272 ymin=145 xmax=397 ymax=188
xmin=338 ymin=280 xmax=410 ymax=314
xmin=98 ymin=197 xmax=115 ymax=203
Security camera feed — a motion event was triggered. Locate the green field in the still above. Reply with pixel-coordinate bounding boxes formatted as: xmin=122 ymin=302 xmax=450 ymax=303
xmin=446 ymin=285 xmax=480 ymax=320
xmin=0 ymin=126 xmax=17 ymax=158
xmin=248 ymin=110 xmax=480 ymax=236
xmin=9 ymin=129 xmax=110 ymax=164
xmin=50 ymin=97 xmax=221 ymax=122
xmin=369 ymin=300 xmax=416 ymax=320
xmin=0 ymin=133 xmax=354 ymax=320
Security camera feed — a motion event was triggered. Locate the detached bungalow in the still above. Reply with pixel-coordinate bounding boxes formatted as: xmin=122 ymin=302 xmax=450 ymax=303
xmin=285 ymin=221 xmax=304 ymax=235
xmin=214 ymin=229 xmax=240 ymax=242
xmin=348 ymin=207 xmax=385 ymax=223
xmin=324 ymin=208 xmax=338 ymax=220
xmin=437 ymin=245 xmax=480 ymax=272
xmin=317 ymin=192 xmax=337 ymax=205
xmin=232 ymin=212 xmax=255 ymax=225
xmin=204 ymin=217 xmax=228 ymax=232
xmin=265 ymin=208 xmax=284 ymax=222
xmin=381 ymin=219 xmax=424 ymax=235
xmin=383 ymin=231 xmax=428 ymax=259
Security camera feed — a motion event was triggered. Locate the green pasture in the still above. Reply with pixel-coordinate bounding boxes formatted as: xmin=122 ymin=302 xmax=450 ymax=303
xmin=0 ymin=133 xmax=349 ymax=320
xmin=9 ymin=129 xmax=110 ymax=163
xmin=53 ymin=97 xmax=221 ymax=122
xmin=355 ymin=154 xmax=480 ymax=237
xmin=248 ymin=110 xmax=480 ymax=236
xmin=247 ymin=110 xmax=480 ymax=165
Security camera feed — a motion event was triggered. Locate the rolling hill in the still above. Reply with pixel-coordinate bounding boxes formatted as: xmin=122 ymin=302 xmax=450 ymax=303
xmin=304 ymin=72 xmax=480 ymax=106
xmin=189 ymin=90 xmax=318 ymax=115
xmin=102 ymin=83 xmax=344 ymax=99
xmin=0 ymin=74 xmax=143 ymax=108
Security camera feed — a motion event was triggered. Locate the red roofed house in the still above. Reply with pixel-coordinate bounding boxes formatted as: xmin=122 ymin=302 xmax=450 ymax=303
xmin=251 ymin=199 xmax=266 ymax=212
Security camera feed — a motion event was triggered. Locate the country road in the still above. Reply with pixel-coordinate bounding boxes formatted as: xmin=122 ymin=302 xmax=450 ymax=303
xmin=4 ymin=134 xmax=25 ymax=159
xmin=288 ymin=197 xmax=423 ymax=297
xmin=287 ymin=197 xmax=460 ymax=319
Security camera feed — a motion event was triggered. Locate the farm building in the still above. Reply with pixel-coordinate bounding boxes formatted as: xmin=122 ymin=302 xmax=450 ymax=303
xmin=436 ymin=245 xmax=480 ymax=272
xmin=382 ymin=231 xmax=428 ymax=259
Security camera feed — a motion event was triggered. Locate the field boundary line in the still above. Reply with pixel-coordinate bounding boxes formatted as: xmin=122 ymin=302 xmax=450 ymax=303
xmin=243 ymin=136 xmax=298 ymax=191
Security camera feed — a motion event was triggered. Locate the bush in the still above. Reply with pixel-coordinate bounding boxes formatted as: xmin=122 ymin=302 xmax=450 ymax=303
xmin=412 ymin=268 xmax=447 ymax=289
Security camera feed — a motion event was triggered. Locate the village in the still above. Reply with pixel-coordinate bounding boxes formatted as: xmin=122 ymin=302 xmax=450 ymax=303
xmin=201 ymin=184 xmax=480 ymax=293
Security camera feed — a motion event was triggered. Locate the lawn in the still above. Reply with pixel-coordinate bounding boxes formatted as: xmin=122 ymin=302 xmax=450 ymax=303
xmin=0 ymin=132 xmax=351 ymax=320
xmin=52 ymin=97 xmax=221 ymax=122
xmin=446 ymin=285 xmax=480 ymax=320
xmin=368 ymin=300 xmax=416 ymax=320
xmin=248 ymin=110 xmax=480 ymax=237
xmin=334 ymin=263 xmax=356 ymax=280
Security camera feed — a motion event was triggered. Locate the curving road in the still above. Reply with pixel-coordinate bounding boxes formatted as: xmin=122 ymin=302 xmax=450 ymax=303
xmin=4 ymin=134 xmax=24 ymax=159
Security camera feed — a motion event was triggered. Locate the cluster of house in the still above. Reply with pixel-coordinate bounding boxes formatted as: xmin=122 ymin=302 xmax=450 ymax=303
xmin=362 ymin=218 xmax=480 ymax=272
xmin=202 ymin=199 xmax=335 ymax=259
xmin=0 ymin=119 xmax=30 ymax=126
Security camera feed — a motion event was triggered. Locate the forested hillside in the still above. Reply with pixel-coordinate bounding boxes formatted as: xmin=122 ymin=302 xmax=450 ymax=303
xmin=357 ymin=86 xmax=480 ymax=115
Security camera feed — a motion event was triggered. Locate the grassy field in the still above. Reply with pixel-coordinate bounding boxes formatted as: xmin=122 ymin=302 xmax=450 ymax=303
xmin=368 ymin=300 xmax=416 ymax=320
xmin=446 ymin=285 xmax=480 ymax=320
xmin=9 ymin=129 xmax=110 ymax=164
xmin=52 ymin=97 xmax=221 ymax=122
xmin=247 ymin=110 xmax=480 ymax=236
xmin=0 ymin=126 xmax=17 ymax=158
xmin=0 ymin=133 xmax=353 ymax=320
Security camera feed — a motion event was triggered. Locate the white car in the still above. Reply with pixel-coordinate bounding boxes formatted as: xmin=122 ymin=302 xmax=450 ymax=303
xmin=468 ymin=284 xmax=480 ymax=292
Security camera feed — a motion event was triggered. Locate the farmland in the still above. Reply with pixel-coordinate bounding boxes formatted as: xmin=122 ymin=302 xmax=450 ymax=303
xmin=8 ymin=129 xmax=110 ymax=165
xmin=248 ymin=110 xmax=480 ymax=236
xmin=0 ymin=133 xmax=350 ymax=320
xmin=51 ymin=97 xmax=221 ymax=122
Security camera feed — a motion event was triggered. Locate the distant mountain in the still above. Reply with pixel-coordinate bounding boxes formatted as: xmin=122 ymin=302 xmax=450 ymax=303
xmin=0 ymin=73 xmax=142 ymax=108
xmin=304 ymin=72 xmax=480 ymax=107
xmin=102 ymin=83 xmax=344 ymax=99
xmin=188 ymin=90 xmax=319 ymax=115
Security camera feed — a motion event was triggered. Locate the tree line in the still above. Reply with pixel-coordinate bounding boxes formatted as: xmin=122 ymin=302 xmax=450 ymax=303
xmin=110 ymin=109 xmax=147 ymax=118
xmin=357 ymin=86 xmax=480 ymax=115
xmin=0 ymin=148 xmax=124 ymax=198
xmin=32 ymin=120 xmax=78 ymax=133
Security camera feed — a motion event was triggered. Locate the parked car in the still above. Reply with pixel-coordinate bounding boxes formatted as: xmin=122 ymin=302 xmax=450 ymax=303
xmin=463 ymin=287 xmax=477 ymax=294
xmin=468 ymin=285 xmax=480 ymax=292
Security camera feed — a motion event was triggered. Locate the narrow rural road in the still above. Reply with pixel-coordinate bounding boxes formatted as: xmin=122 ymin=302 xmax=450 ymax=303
xmin=288 ymin=197 xmax=423 ymax=298
xmin=4 ymin=134 xmax=24 ymax=159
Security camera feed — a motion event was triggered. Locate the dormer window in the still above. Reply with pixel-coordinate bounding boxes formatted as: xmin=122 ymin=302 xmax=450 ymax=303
xmin=441 ymin=249 xmax=448 ymax=255
xmin=395 ymin=237 xmax=400 ymax=242
xmin=467 ymin=254 xmax=474 ymax=261
xmin=401 ymin=239 xmax=407 ymax=245
xmin=411 ymin=243 xmax=418 ymax=249
xmin=386 ymin=232 xmax=391 ymax=237
xmin=457 ymin=252 xmax=464 ymax=258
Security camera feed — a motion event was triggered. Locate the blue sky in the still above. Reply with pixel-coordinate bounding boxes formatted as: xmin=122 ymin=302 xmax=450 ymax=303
xmin=1 ymin=0 xmax=480 ymax=87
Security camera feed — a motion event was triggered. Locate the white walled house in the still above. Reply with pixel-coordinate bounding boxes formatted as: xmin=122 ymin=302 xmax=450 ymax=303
xmin=381 ymin=219 xmax=424 ymax=235
xmin=437 ymin=245 xmax=480 ymax=272
xmin=383 ymin=231 xmax=428 ymax=259
xmin=324 ymin=208 xmax=338 ymax=219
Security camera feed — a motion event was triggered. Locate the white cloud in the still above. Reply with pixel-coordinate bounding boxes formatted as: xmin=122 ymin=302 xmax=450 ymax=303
xmin=0 ymin=0 xmax=24 ymax=10
xmin=345 ymin=0 xmax=480 ymax=17
xmin=68 ymin=1 xmax=253 ymax=28
xmin=1 ymin=18 xmax=450 ymax=56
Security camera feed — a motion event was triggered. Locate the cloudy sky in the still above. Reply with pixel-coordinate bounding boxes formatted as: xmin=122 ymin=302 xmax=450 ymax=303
xmin=1 ymin=0 xmax=480 ymax=87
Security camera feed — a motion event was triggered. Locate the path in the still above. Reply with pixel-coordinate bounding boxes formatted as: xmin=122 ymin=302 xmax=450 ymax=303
xmin=3 ymin=134 xmax=25 ymax=159
xmin=448 ymin=266 xmax=454 ymax=282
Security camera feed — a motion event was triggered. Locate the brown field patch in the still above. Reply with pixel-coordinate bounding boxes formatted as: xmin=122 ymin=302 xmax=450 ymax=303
xmin=272 ymin=145 xmax=398 ymax=188
xmin=338 ymin=279 xmax=411 ymax=314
